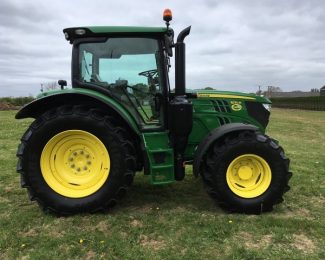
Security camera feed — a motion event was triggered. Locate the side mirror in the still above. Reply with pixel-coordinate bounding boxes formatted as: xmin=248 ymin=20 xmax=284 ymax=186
xmin=58 ymin=80 xmax=67 ymax=90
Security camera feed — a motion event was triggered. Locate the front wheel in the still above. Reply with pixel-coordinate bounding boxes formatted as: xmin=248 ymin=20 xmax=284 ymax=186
xmin=17 ymin=106 xmax=136 ymax=215
xmin=201 ymin=131 xmax=292 ymax=214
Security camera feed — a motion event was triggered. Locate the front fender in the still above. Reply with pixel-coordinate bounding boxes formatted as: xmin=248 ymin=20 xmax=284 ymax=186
xmin=16 ymin=88 xmax=140 ymax=135
xmin=193 ymin=123 xmax=259 ymax=177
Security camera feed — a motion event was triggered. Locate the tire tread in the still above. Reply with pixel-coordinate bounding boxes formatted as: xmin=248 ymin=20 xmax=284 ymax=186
xmin=16 ymin=105 xmax=136 ymax=215
xmin=201 ymin=131 xmax=292 ymax=214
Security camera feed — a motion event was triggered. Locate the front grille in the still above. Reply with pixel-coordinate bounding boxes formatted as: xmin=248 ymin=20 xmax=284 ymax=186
xmin=212 ymin=100 xmax=231 ymax=113
xmin=245 ymin=101 xmax=270 ymax=128
xmin=217 ymin=116 xmax=231 ymax=125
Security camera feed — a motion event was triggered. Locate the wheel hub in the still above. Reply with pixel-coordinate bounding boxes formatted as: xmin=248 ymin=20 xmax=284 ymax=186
xmin=238 ymin=165 xmax=253 ymax=180
xmin=67 ymin=149 xmax=93 ymax=174
xmin=40 ymin=130 xmax=110 ymax=198
xmin=226 ymin=154 xmax=272 ymax=198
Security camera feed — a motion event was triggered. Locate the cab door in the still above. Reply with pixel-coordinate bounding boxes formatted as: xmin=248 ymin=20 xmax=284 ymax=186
xmin=78 ymin=37 xmax=165 ymax=130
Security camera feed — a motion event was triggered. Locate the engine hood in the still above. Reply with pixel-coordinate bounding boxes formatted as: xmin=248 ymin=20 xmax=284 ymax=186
xmin=192 ymin=90 xmax=271 ymax=104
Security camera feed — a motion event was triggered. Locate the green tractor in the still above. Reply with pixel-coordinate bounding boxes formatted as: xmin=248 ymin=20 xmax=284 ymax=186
xmin=16 ymin=10 xmax=292 ymax=215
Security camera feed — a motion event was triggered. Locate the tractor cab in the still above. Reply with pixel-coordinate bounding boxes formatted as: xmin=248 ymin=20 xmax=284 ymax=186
xmin=63 ymin=26 xmax=173 ymax=129
xmin=63 ymin=12 xmax=193 ymax=181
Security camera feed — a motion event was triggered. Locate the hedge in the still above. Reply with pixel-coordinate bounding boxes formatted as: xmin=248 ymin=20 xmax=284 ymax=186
xmin=0 ymin=96 xmax=34 ymax=110
xmin=270 ymin=96 xmax=325 ymax=111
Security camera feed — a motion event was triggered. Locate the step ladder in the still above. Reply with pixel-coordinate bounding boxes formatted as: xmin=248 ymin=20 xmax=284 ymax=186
xmin=142 ymin=132 xmax=175 ymax=184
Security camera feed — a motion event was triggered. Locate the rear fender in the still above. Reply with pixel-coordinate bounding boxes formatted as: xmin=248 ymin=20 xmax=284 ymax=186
xmin=15 ymin=89 xmax=140 ymax=135
xmin=193 ymin=123 xmax=259 ymax=177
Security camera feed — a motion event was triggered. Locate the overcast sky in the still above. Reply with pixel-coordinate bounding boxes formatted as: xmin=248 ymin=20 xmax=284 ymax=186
xmin=0 ymin=0 xmax=324 ymax=96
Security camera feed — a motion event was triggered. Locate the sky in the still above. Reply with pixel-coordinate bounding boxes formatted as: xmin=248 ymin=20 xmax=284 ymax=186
xmin=0 ymin=0 xmax=324 ymax=96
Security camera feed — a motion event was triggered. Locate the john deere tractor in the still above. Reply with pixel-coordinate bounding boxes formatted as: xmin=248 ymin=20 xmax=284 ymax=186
xmin=16 ymin=10 xmax=292 ymax=215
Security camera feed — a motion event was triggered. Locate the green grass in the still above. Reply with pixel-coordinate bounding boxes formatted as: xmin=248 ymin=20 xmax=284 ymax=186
xmin=0 ymin=108 xmax=324 ymax=259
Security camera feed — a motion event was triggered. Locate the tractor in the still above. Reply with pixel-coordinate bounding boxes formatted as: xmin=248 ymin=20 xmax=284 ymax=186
xmin=16 ymin=9 xmax=292 ymax=215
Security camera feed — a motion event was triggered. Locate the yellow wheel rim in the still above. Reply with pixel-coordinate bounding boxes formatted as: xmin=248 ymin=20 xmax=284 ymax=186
xmin=40 ymin=130 xmax=110 ymax=198
xmin=226 ymin=154 xmax=271 ymax=198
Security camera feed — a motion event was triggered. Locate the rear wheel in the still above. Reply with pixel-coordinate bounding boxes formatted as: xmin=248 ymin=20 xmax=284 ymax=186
xmin=201 ymin=131 xmax=292 ymax=214
xmin=17 ymin=105 xmax=136 ymax=215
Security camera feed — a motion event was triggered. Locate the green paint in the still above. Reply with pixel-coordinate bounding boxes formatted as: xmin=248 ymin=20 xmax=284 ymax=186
xmin=184 ymin=94 xmax=267 ymax=158
xmin=36 ymin=88 xmax=268 ymax=183
xmin=38 ymin=88 xmax=140 ymax=134
xmin=141 ymin=132 xmax=174 ymax=184
xmin=87 ymin=26 xmax=167 ymax=34
xmin=139 ymin=90 xmax=268 ymax=183
xmin=194 ymin=89 xmax=271 ymax=103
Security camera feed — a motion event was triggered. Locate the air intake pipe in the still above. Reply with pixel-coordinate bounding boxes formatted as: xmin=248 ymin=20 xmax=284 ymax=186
xmin=169 ymin=26 xmax=193 ymax=181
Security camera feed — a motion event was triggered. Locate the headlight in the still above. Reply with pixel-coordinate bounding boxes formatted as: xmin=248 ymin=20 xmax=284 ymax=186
xmin=262 ymin=103 xmax=272 ymax=111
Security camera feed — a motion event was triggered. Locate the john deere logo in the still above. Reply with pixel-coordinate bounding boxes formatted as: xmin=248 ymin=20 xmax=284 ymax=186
xmin=231 ymin=101 xmax=242 ymax=111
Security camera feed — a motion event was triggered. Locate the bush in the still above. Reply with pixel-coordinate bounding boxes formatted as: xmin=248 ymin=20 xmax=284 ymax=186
xmin=270 ymin=96 xmax=325 ymax=111
xmin=0 ymin=96 xmax=34 ymax=110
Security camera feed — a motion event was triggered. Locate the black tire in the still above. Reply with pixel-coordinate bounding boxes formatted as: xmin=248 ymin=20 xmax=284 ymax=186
xmin=201 ymin=131 xmax=292 ymax=214
xmin=16 ymin=105 xmax=136 ymax=215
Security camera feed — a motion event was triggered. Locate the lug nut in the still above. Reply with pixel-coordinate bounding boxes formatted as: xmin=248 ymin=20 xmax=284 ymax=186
xmin=77 ymin=168 xmax=81 ymax=172
xmin=83 ymin=166 xmax=88 ymax=170
xmin=71 ymin=164 xmax=75 ymax=168
xmin=69 ymin=157 xmax=74 ymax=162
xmin=73 ymin=152 xmax=77 ymax=156
xmin=80 ymin=151 xmax=84 ymax=155
xmin=87 ymin=161 xmax=91 ymax=165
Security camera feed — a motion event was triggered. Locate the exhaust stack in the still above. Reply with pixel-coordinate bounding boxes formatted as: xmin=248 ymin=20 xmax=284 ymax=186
xmin=175 ymin=26 xmax=191 ymax=96
xmin=169 ymin=26 xmax=193 ymax=181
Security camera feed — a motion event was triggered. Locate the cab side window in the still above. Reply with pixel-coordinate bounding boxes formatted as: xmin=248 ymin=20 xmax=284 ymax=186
xmin=79 ymin=38 xmax=162 ymax=126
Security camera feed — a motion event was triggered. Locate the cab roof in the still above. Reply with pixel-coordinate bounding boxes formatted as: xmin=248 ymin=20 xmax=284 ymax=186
xmin=63 ymin=26 xmax=168 ymax=43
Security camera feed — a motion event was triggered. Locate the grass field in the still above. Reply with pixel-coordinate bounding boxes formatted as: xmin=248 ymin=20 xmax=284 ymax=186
xmin=0 ymin=108 xmax=324 ymax=259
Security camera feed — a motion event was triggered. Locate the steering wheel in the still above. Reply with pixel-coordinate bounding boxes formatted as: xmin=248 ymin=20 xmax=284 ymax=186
xmin=138 ymin=69 xmax=158 ymax=79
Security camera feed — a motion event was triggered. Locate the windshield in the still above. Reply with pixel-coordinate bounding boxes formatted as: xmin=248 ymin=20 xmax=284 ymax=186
xmin=78 ymin=38 xmax=162 ymax=126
